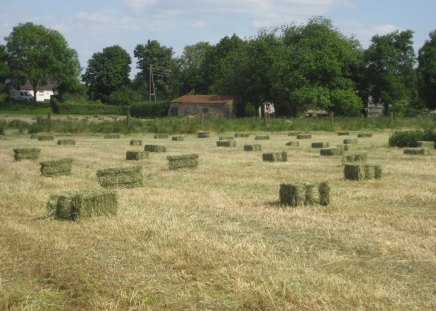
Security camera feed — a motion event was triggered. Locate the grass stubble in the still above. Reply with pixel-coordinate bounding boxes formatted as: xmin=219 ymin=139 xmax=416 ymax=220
xmin=0 ymin=130 xmax=435 ymax=310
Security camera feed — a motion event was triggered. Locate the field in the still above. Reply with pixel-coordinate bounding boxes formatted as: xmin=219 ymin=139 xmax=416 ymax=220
xmin=0 ymin=128 xmax=435 ymax=310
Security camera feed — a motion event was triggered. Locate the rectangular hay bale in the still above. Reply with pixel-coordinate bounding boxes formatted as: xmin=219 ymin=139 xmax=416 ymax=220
xmin=40 ymin=158 xmax=73 ymax=177
xmin=337 ymin=131 xmax=350 ymax=136
xmin=358 ymin=132 xmax=373 ymax=138
xmin=126 ymin=151 xmax=149 ymax=160
xmin=57 ymin=139 xmax=76 ymax=145
xmin=343 ymin=138 xmax=358 ymax=144
xmin=235 ymin=133 xmax=250 ymax=138
xmin=262 ymin=152 xmax=287 ymax=162
xmin=144 ymin=144 xmax=166 ymax=152
xmin=320 ymin=147 xmax=343 ymax=156
xmin=404 ymin=148 xmax=430 ymax=155
xmin=311 ymin=142 xmax=330 ymax=148
xmin=219 ymin=136 xmax=234 ymax=140
xmin=342 ymin=152 xmax=368 ymax=164
xmin=38 ymin=135 xmax=54 ymax=141
xmin=96 ymin=165 xmax=144 ymax=188
xmin=13 ymin=148 xmax=41 ymax=161
xmin=47 ymin=189 xmax=118 ymax=220
xmin=217 ymin=140 xmax=236 ymax=147
xmin=104 ymin=134 xmax=120 ymax=139
xmin=304 ymin=182 xmax=320 ymax=205
xmin=244 ymin=144 xmax=262 ymax=151
xmin=280 ymin=182 xmax=305 ymax=207
xmin=172 ymin=136 xmax=184 ymax=141
xmin=167 ymin=154 xmax=199 ymax=170
xmin=286 ymin=141 xmax=300 ymax=147
xmin=297 ymin=134 xmax=312 ymax=139
xmin=130 ymin=140 xmax=142 ymax=146
xmin=319 ymin=181 xmax=330 ymax=206
xmin=197 ymin=131 xmax=210 ymax=138
xmin=154 ymin=133 xmax=169 ymax=139
xmin=417 ymin=141 xmax=435 ymax=148
xmin=344 ymin=163 xmax=365 ymax=180
xmin=255 ymin=135 xmax=270 ymax=140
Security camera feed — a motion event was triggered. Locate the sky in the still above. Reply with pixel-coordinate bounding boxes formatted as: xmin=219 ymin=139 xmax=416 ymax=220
xmin=1 ymin=0 xmax=435 ymax=77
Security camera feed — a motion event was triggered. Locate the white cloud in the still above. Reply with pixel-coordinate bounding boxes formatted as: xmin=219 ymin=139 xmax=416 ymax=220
xmin=191 ymin=20 xmax=206 ymax=29
xmin=373 ymin=24 xmax=400 ymax=35
xmin=123 ymin=0 xmax=157 ymax=10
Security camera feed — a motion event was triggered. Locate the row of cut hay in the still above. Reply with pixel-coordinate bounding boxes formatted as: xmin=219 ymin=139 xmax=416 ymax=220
xmin=217 ymin=140 xmax=236 ymax=147
xmin=57 ymin=139 xmax=76 ymax=145
xmin=311 ymin=142 xmax=329 ymax=148
xmin=279 ymin=181 xmax=330 ymax=207
xmin=144 ymin=144 xmax=166 ymax=152
xmin=235 ymin=133 xmax=250 ymax=137
xmin=219 ymin=136 xmax=234 ymax=140
xmin=342 ymin=152 xmax=368 ymax=164
xmin=343 ymin=138 xmax=358 ymax=145
xmin=96 ymin=165 xmax=144 ymax=189
xmin=262 ymin=152 xmax=287 ymax=162
xmin=40 ymin=158 xmax=73 ymax=177
xmin=344 ymin=163 xmax=382 ymax=180
xmin=358 ymin=132 xmax=373 ymax=138
xmin=244 ymin=144 xmax=262 ymax=151
xmin=320 ymin=146 xmax=344 ymax=156
xmin=13 ymin=148 xmax=41 ymax=160
xmin=154 ymin=133 xmax=169 ymax=139
xmin=197 ymin=131 xmax=210 ymax=138
xmin=172 ymin=136 xmax=184 ymax=141
xmin=104 ymin=134 xmax=120 ymax=139
xmin=47 ymin=189 xmax=118 ymax=220
xmin=126 ymin=151 xmax=149 ymax=160
xmin=255 ymin=135 xmax=270 ymax=140
xmin=417 ymin=141 xmax=435 ymax=148
xmin=404 ymin=148 xmax=431 ymax=155
xmin=167 ymin=154 xmax=199 ymax=170
xmin=286 ymin=141 xmax=299 ymax=147
xmin=130 ymin=140 xmax=142 ymax=146
xmin=297 ymin=133 xmax=312 ymax=139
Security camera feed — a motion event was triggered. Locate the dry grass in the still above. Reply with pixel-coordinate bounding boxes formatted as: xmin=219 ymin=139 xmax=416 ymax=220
xmin=0 ymin=130 xmax=435 ymax=310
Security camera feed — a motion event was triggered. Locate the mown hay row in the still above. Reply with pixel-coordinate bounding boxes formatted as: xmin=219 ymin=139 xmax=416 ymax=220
xmin=154 ymin=133 xmax=169 ymax=139
xmin=57 ymin=139 xmax=76 ymax=145
xmin=297 ymin=133 xmax=312 ymax=139
xmin=404 ymin=148 xmax=430 ymax=155
xmin=343 ymin=138 xmax=358 ymax=145
xmin=286 ymin=141 xmax=299 ymax=147
xmin=126 ymin=151 xmax=149 ymax=160
xmin=172 ymin=136 xmax=184 ymax=141
xmin=358 ymin=132 xmax=373 ymax=138
xmin=263 ymin=152 xmax=287 ymax=162
xmin=417 ymin=141 xmax=435 ymax=148
xmin=96 ymin=165 xmax=144 ymax=188
xmin=197 ymin=131 xmax=210 ymax=138
xmin=47 ymin=189 xmax=118 ymax=220
xmin=337 ymin=131 xmax=350 ymax=136
xmin=280 ymin=181 xmax=330 ymax=207
xmin=38 ymin=135 xmax=54 ymax=141
xmin=104 ymin=134 xmax=120 ymax=139
xmin=344 ymin=163 xmax=382 ymax=180
xmin=235 ymin=133 xmax=250 ymax=138
xmin=244 ymin=144 xmax=262 ymax=151
xmin=255 ymin=135 xmax=270 ymax=140
xmin=217 ymin=140 xmax=236 ymax=147
xmin=320 ymin=147 xmax=343 ymax=156
xmin=40 ymin=158 xmax=73 ymax=177
xmin=13 ymin=148 xmax=41 ymax=161
xmin=130 ymin=140 xmax=142 ymax=146
xmin=311 ymin=142 xmax=329 ymax=148
xmin=144 ymin=144 xmax=166 ymax=152
xmin=167 ymin=154 xmax=199 ymax=170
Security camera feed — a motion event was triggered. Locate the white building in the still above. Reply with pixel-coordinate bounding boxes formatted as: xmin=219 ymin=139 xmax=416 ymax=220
xmin=9 ymin=79 xmax=57 ymax=102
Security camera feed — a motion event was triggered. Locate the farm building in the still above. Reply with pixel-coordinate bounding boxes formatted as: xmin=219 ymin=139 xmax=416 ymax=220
xmin=169 ymin=95 xmax=235 ymax=117
xmin=9 ymin=79 xmax=57 ymax=102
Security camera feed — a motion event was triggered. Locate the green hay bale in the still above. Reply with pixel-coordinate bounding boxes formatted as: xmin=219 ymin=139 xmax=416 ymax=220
xmin=343 ymin=138 xmax=358 ymax=144
xmin=342 ymin=152 xmax=368 ymax=164
xmin=126 ymin=151 xmax=149 ymax=160
xmin=167 ymin=154 xmax=199 ymax=170
xmin=235 ymin=133 xmax=250 ymax=138
xmin=337 ymin=131 xmax=350 ymax=136
xmin=279 ymin=182 xmax=305 ymax=207
xmin=288 ymin=131 xmax=301 ymax=136
xmin=363 ymin=164 xmax=376 ymax=180
xmin=13 ymin=148 xmax=41 ymax=161
xmin=40 ymin=158 xmax=73 ymax=177
xmin=104 ymin=134 xmax=120 ymax=139
xmin=304 ymin=182 xmax=320 ymax=206
xmin=219 ymin=136 xmax=234 ymax=140
xmin=57 ymin=139 xmax=76 ymax=145
xmin=417 ymin=141 xmax=435 ymax=148
xmin=343 ymin=144 xmax=351 ymax=152
xmin=286 ymin=141 xmax=300 ymax=147
xmin=244 ymin=144 xmax=262 ymax=151
xmin=144 ymin=144 xmax=166 ymax=152
xmin=297 ymin=133 xmax=312 ymax=139
xmin=262 ymin=152 xmax=287 ymax=162
xmin=404 ymin=148 xmax=430 ymax=155
xmin=311 ymin=142 xmax=330 ymax=148
xmin=374 ymin=164 xmax=382 ymax=179
xmin=96 ymin=165 xmax=144 ymax=189
xmin=358 ymin=132 xmax=373 ymax=138
xmin=319 ymin=181 xmax=330 ymax=206
xmin=320 ymin=147 xmax=343 ymax=156
xmin=154 ymin=133 xmax=169 ymax=139
xmin=130 ymin=140 xmax=142 ymax=146
xmin=172 ymin=136 xmax=184 ymax=141
xmin=197 ymin=131 xmax=210 ymax=138
xmin=344 ymin=164 xmax=365 ymax=180
xmin=47 ymin=189 xmax=118 ymax=220
xmin=217 ymin=140 xmax=236 ymax=147
xmin=38 ymin=135 xmax=54 ymax=141
xmin=255 ymin=135 xmax=270 ymax=140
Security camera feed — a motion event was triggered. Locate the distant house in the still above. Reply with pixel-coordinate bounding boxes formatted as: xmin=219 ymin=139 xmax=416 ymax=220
xmin=9 ymin=79 xmax=57 ymax=102
xmin=168 ymin=95 xmax=235 ymax=117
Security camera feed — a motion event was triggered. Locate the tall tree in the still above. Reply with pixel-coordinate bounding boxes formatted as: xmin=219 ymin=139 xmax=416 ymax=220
xmin=417 ymin=30 xmax=436 ymax=110
xmin=134 ymin=40 xmax=176 ymax=100
xmin=364 ymin=30 xmax=417 ymax=115
xmin=4 ymin=22 xmax=80 ymax=102
xmin=0 ymin=45 xmax=9 ymax=96
xmin=82 ymin=45 xmax=131 ymax=102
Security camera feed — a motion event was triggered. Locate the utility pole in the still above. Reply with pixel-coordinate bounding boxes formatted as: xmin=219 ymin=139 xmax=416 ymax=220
xmin=149 ymin=64 xmax=157 ymax=102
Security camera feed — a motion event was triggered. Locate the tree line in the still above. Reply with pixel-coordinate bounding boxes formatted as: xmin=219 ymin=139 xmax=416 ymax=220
xmin=1 ymin=18 xmax=435 ymax=116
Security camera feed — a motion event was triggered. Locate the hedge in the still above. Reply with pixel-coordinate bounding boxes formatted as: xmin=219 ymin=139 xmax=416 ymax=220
xmin=52 ymin=101 xmax=127 ymax=115
xmin=389 ymin=130 xmax=436 ymax=148
xmin=130 ymin=101 xmax=169 ymax=118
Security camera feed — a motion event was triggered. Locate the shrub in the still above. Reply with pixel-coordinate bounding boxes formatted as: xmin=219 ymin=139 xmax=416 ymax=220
xmin=389 ymin=131 xmax=425 ymax=147
xmin=130 ymin=101 xmax=169 ymax=118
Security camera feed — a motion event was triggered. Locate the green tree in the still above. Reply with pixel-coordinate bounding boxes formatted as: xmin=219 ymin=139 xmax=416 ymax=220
xmin=364 ymin=30 xmax=417 ymax=115
xmin=4 ymin=22 xmax=80 ymax=102
xmin=417 ymin=30 xmax=436 ymax=110
xmin=134 ymin=40 xmax=177 ymax=100
xmin=82 ymin=45 xmax=131 ymax=102
xmin=0 ymin=45 xmax=9 ymax=98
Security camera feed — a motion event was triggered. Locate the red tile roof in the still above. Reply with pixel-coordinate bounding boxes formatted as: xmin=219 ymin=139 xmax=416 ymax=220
xmin=170 ymin=95 xmax=234 ymax=104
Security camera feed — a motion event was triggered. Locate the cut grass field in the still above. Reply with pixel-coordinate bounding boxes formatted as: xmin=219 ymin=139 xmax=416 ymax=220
xmin=0 ymin=130 xmax=435 ymax=310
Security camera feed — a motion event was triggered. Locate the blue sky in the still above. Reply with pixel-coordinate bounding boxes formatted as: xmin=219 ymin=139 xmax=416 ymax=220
xmin=1 ymin=0 xmax=435 ymax=77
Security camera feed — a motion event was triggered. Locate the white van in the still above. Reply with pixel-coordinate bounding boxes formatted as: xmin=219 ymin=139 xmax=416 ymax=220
xmin=10 ymin=90 xmax=34 ymax=101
